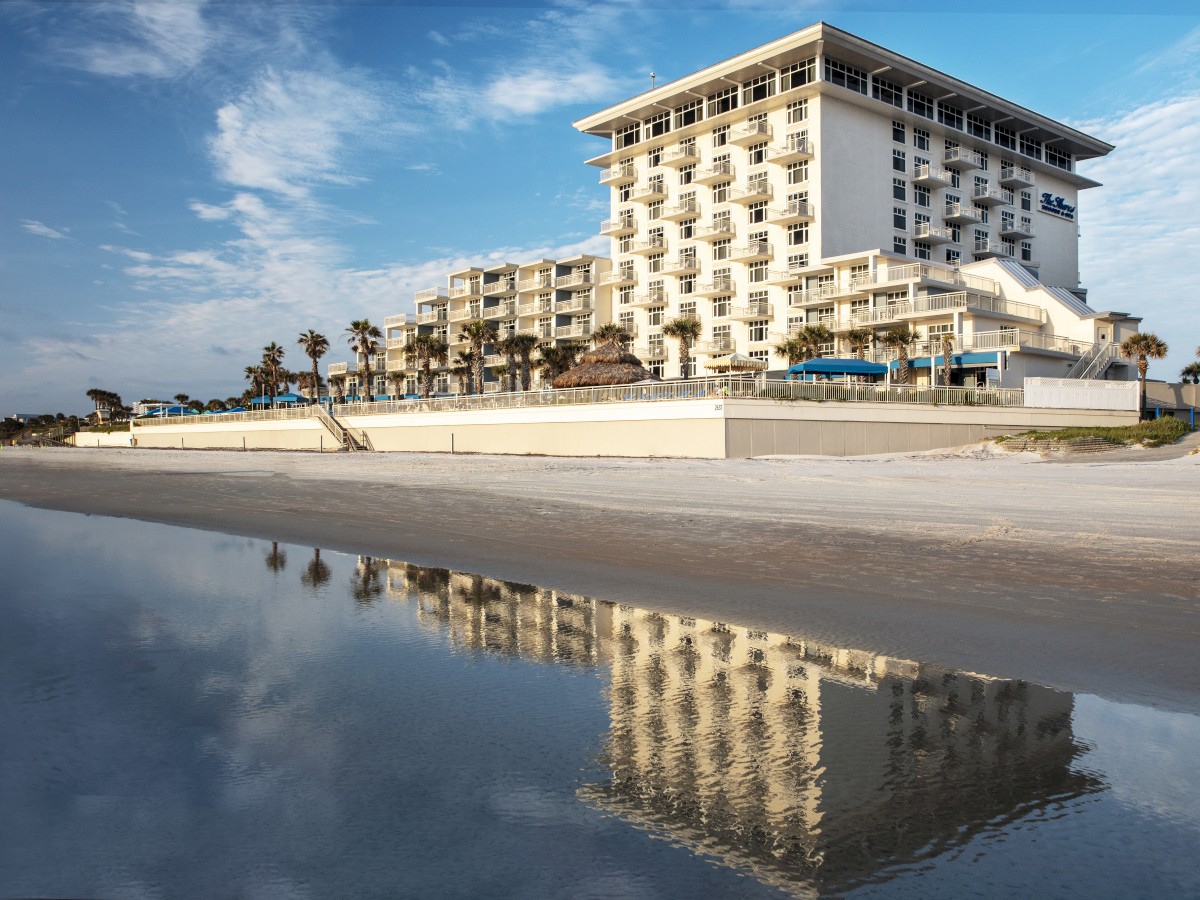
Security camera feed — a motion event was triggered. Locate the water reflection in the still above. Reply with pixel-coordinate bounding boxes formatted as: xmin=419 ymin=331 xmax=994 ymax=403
xmin=381 ymin=558 xmax=1103 ymax=897
xmin=300 ymin=547 xmax=331 ymax=589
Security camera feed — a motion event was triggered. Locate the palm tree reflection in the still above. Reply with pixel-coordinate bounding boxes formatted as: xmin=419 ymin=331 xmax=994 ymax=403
xmin=301 ymin=548 xmax=331 ymax=590
xmin=352 ymin=556 xmax=384 ymax=604
xmin=265 ymin=541 xmax=287 ymax=573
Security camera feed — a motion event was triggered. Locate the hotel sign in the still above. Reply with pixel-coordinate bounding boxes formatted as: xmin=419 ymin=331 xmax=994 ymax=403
xmin=1040 ymin=192 xmax=1076 ymax=221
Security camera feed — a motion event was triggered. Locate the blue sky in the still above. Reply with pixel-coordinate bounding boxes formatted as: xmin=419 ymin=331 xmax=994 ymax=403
xmin=3 ymin=1 xmax=1198 ymax=414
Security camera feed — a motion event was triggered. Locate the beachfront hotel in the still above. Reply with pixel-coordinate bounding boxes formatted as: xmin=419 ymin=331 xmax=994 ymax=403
xmin=355 ymin=22 xmax=1140 ymax=395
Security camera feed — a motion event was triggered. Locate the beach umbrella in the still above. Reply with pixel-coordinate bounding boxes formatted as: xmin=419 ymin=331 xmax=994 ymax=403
xmin=552 ymin=342 xmax=660 ymax=388
xmin=704 ymin=352 xmax=768 ymax=372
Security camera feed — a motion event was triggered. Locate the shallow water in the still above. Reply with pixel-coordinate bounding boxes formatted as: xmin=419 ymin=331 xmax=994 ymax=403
xmin=0 ymin=501 xmax=1197 ymax=899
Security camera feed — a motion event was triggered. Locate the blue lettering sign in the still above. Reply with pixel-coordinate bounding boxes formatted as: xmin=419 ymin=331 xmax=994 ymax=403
xmin=1039 ymin=192 xmax=1076 ymax=221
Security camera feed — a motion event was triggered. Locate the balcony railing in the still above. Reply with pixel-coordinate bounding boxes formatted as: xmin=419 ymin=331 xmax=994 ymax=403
xmin=913 ymin=164 xmax=953 ymax=186
xmin=555 ymin=323 xmax=595 ymax=338
xmin=599 ymin=164 xmax=636 ymax=186
xmin=943 ymin=203 xmax=981 ymax=223
xmin=728 ymin=182 xmax=773 ymax=204
xmin=694 ymin=278 xmax=734 ymax=296
xmin=660 ymin=145 xmax=699 ymax=168
xmin=661 ymin=199 xmax=699 ymax=221
xmin=768 ymin=135 xmax=814 ymax=162
xmin=730 ymin=241 xmax=772 ymax=261
xmin=449 ymin=284 xmax=481 ymax=299
xmin=973 ymin=239 xmax=1014 ymax=259
xmin=633 ymin=344 xmax=667 ymax=361
xmin=482 ymin=301 xmax=519 ymax=320
xmin=630 ymin=182 xmax=668 ymax=203
xmin=999 ymin=166 xmax=1035 ymax=188
xmin=856 ymin=263 xmax=999 ymax=296
xmin=630 ymin=236 xmax=667 ymax=255
xmin=913 ymin=223 xmax=954 ymax=243
xmin=416 ymin=309 xmax=447 ymax=324
xmin=517 ymin=275 xmax=556 ymax=292
xmin=943 ymin=147 xmax=984 ymax=169
xmin=517 ymin=299 xmax=556 ymax=316
xmin=600 ymin=216 xmax=636 ymax=236
xmin=555 ymin=272 xmax=593 ymax=288
xmin=730 ymin=301 xmax=773 ymax=320
xmin=327 ymin=362 xmax=350 ymax=376
xmin=555 ymin=296 xmax=594 ymax=313
xmin=972 ymin=184 xmax=1014 ymax=206
xmin=731 ymin=120 xmax=773 ymax=145
xmin=695 ymin=221 xmax=735 ymax=241
xmin=383 ymin=314 xmax=409 ymax=328
xmin=414 ymin=287 xmax=448 ymax=303
xmin=695 ymin=161 xmax=735 ymax=184
xmin=767 ymin=200 xmax=813 ymax=223
xmin=661 ymin=257 xmax=700 ymax=275
xmin=483 ymin=279 xmax=516 ymax=296
xmin=694 ymin=335 xmax=735 ymax=353
xmin=999 ymin=220 xmax=1035 ymax=239
xmin=600 ymin=269 xmax=636 ymax=286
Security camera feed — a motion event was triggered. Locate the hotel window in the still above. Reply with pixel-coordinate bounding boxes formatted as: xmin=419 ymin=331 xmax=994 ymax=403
xmin=748 ymin=261 xmax=769 ymax=283
xmin=1019 ymin=190 xmax=1032 ymax=211
xmin=713 ymin=208 xmax=731 ymax=229
xmin=788 ymin=222 xmax=809 ymax=245
xmin=824 ymin=58 xmax=868 ymax=94
xmin=648 ymin=305 xmax=665 ymax=326
xmin=616 ymin=123 xmax=640 ymax=149
xmin=679 ymin=275 xmax=695 ymax=295
xmin=912 ymin=128 xmax=930 ymax=152
xmin=647 ymin=199 xmax=663 ymax=221
xmin=712 ymin=323 xmax=732 ymax=347
xmin=893 ymin=149 xmax=906 ymax=172
xmin=780 ymin=58 xmax=816 ymax=90
xmin=787 ymin=189 xmax=808 ymax=207
xmin=974 ymin=228 xmax=989 ymax=248
xmin=679 ymin=164 xmax=696 ymax=186
xmin=679 ymin=218 xmax=696 ymax=239
xmin=646 ymin=110 xmax=670 ymax=138
xmin=618 ymin=236 xmax=632 ymax=254
xmin=679 ymin=300 xmax=697 ymax=320
xmin=618 ymin=183 xmax=632 ymax=203
xmin=1001 ymin=211 xmax=1015 ymax=231
xmin=712 ymin=297 xmax=731 ymax=318
xmin=742 ymin=72 xmax=776 ymax=105
xmin=946 ymin=248 xmax=961 ymax=265
xmin=892 ymin=120 xmax=906 ymax=143
xmin=850 ymin=298 xmax=869 ymax=315
xmin=1019 ymin=134 xmax=1042 ymax=160
xmin=813 ymin=305 xmax=835 ymax=324
xmin=748 ymin=141 xmax=768 ymax=165
xmin=938 ymin=101 xmax=963 ymax=131
xmin=915 ymin=185 xmax=930 ymax=208
xmin=648 ymin=253 xmax=664 ymax=274
xmin=788 ymin=286 xmax=805 ymax=306
xmin=894 ymin=236 xmax=907 ymax=254
xmin=674 ymin=98 xmax=702 ymax=129
xmin=712 ymin=182 xmax=730 ymax=204
xmin=788 ymin=252 xmax=809 ymax=270
xmin=707 ymin=86 xmax=738 ymax=118
xmin=874 ymin=76 xmax=903 ymax=108
xmin=1002 ymin=238 xmax=1016 ymax=256
xmin=950 ymin=170 xmax=961 ymax=189
xmin=648 ymin=146 xmax=662 ymax=168
xmin=1021 ymin=241 xmax=1033 ymax=261
xmin=748 ymin=201 xmax=767 ymax=224
xmin=908 ymin=90 xmax=934 ymax=119
xmin=949 ymin=224 xmax=961 ymax=243
xmin=712 ymin=125 xmax=730 ymax=148
xmin=914 ymin=241 xmax=932 ymax=261
xmin=712 ymin=239 xmax=731 ymax=261
xmin=966 ymin=112 xmax=992 ymax=141
xmin=618 ymin=285 xmax=634 ymax=305
xmin=749 ymin=319 xmax=770 ymax=342
xmin=1047 ymin=145 xmax=1071 ymax=170
xmin=975 ymin=205 xmax=988 ymax=224
xmin=893 ymin=178 xmax=906 ymax=201
xmin=787 ymin=160 xmax=809 ymax=184
xmin=915 ymin=212 xmax=930 ymax=228
xmin=1020 ymin=215 xmax=1032 ymax=232
xmin=648 ymin=225 xmax=665 ymax=246
xmin=713 ymin=265 xmax=731 ymax=287
xmin=885 ymin=290 xmax=907 ymax=305
xmin=748 ymin=229 xmax=767 ymax=246
xmin=893 ymin=206 xmax=907 ymax=230
xmin=787 ymin=99 xmax=808 ymax=124
xmin=995 ymin=124 xmax=1016 ymax=150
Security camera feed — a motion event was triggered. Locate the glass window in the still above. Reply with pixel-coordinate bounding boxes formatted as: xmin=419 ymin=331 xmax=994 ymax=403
xmin=824 ymin=58 xmax=868 ymax=94
xmin=712 ymin=125 xmax=729 ymax=147
xmin=995 ymin=124 xmax=1016 ymax=150
xmin=966 ymin=113 xmax=991 ymax=141
xmin=787 ymin=99 xmax=808 ymax=124
xmin=913 ymin=128 xmax=930 ymax=151
xmin=914 ymin=241 xmax=931 ymax=261
xmin=749 ymin=320 xmax=769 ymax=342
xmin=679 ymin=164 xmax=695 ymax=185
xmin=748 ymin=142 xmax=767 ymax=165
xmin=1021 ymin=190 xmax=1032 ymax=211
xmin=893 ymin=178 xmax=906 ymax=201
xmin=1019 ymin=134 xmax=1042 ymax=160
xmin=908 ymin=90 xmax=934 ymax=119
xmin=742 ymin=72 xmax=776 ymax=105
xmin=893 ymin=206 xmax=907 ymax=230
xmin=874 ymin=77 xmax=903 ymax=108
xmin=646 ymin=110 xmax=670 ymax=138
xmin=893 ymin=149 xmax=906 ymax=173
xmin=712 ymin=182 xmax=730 ymax=204
xmin=914 ymin=185 xmax=930 ymax=208
xmin=780 ymin=58 xmax=816 ymax=91
xmin=616 ymin=123 xmax=640 ymax=148
xmin=787 ymin=160 xmax=809 ymax=184
xmin=892 ymin=120 xmax=905 ymax=143
xmin=674 ymin=99 xmax=702 ymax=130
xmin=937 ymin=101 xmax=963 ymax=131
xmin=788 ymin=222 xmax=809 ymax=245
xmin=893 ymin=236 xmax=907 ymax=254
xmin=1021 ymin=241 xmax=1033 ymax=261
xmin=707 ymin=86 xmax=738 ymax=118
xmin=712 ymin=297 xmax=730 ymax=318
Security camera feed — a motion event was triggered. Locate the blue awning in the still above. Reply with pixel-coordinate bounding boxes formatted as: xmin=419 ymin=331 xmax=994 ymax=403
xmin=788 ymin=358 xmax=888 ymax=376
xmin=889 ymin=352 xmax=998 ymax=370
xmin=250 ymin=393 xmax=304 ymax=405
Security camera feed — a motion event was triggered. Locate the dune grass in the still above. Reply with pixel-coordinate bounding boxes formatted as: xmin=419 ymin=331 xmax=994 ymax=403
xmin=995 ymin=417 xmax=1189 ymax=448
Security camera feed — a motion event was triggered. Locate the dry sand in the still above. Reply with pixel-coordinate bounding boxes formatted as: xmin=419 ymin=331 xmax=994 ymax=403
xmin=2 ymin=441 xmax=1198 ymax=712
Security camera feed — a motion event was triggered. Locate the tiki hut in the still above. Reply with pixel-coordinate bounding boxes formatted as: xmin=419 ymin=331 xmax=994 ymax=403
xmin=552 ymin=341 xmax=661 ymax=388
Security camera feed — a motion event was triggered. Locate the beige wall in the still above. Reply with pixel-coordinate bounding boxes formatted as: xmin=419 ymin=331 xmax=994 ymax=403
xmin=129 ymin=418 xmax=337 ymax=451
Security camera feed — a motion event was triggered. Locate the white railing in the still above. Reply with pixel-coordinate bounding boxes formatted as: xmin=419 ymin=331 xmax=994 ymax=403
xmin=973 ymin=239 xmax=1014 ymax=257
xmin=483 ymin=280 xmax=516 ymax=295
xmin=483 ymin=302 xmax=518 ymax=319
xmin=973 ymin=184 xmax=1014 ymax=205
xmin=384 ymin=314 xmax=409 ymax=328
xmin=695 ymin=336 xmax=735 ymax=353
xmin=633 ymin=345 xmax=667 ymax=360
xmin=555 ymin=323 xmax=595 ymax=338
xmin=697 ymin=222 xmax=735 ymax=239
xmin=631 ymin=291 xmax=666 ymax=305
xmin=662 ymin=257 xmax=700 ymax=273
xmin=729 ymin=183 xmax=773 ymax=202
xmin=769 ymin=135 xmax=813 ymax=159
xmin=555 ymin=297 xmax=594 ymax=312
xmin=631 ymin=183 xmax=667 ymax=200
xmin=414 ymin=287 xmax=448 ymax=303
xmin=943 ymin=203 xmax=979 ymax=220
xmin=556 ymin=272 xmax=593 ymax=288
xmin=631 ymin=237 xmax=666 ymax=253
xmin=1000 ymin=165 xmax=1035 ymax=185
xmin=600 ymin=216 xmax=634 ymax=234
xmin=914 ymin=164 xmax=953 ymax=183
xmin=731 ymin=241 xmax=772 ymax=260
xmin=967 ymin=329 xmax=1092 ymax=355
xmin=696 ymin=161 xmax=734 ymax=181
xmin=327 ymin=362 xmax=350 ymax=375
xmin=449 ymin=284 xmax=479 ymax=299
xmin=914 ymin=223 xmax=954 ymax=242
xmin=732 ymin=120 xmax=772 ymax=142
xmin=697 ymin=278 xmax=734 ymax=294
xmin=860 ymin=264 xmax=999 ymax=295
xmin=600 ymin=269 xmax=635 ymax=285
xmin=132 ymin=405 xmax=321 ymax=428
xmin=416 ymin=309 xmax=446 ymax=324
xmin=599 ymin=164 xmax=636 ymax=184
xmin=788 ymin=286 xmax=840 ymax=306
xmin=944 ymin=147 xmax=984 ymax=168
xmin=661 ymin=145 xmax=699 ymax=165
xmin=731 ymin=301 xmax=773 ymax=318
xmin=662 ymin=199 xmax=699 ymax=218
xmin=517 ymin=300 xmax=556 ymax=316
xmin=887 ymin=291 xmax=1043 ymax=321
xmin=768 ymin=200 xmax=813 ymax=220
xmin=1073 ymin=342 xmax=1123 ymax=379
xmin=518 ymin=275 xmax=555 ymax=292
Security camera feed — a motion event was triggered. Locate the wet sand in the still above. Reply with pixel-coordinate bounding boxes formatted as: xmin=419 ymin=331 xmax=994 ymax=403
xmin=2 ymin=444 xmax=1198 ymax=712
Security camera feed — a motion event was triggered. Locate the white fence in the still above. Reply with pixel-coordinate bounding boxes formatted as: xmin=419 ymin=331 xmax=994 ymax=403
xmin=1023 ymin=377 xmax=1140 ymax=411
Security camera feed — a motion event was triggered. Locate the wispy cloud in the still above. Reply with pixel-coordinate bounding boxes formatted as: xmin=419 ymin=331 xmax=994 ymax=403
xmin=21 ymin=219 xmax=69 ymax=240
xmin=49 ymin=0 xmax=214 ymax=79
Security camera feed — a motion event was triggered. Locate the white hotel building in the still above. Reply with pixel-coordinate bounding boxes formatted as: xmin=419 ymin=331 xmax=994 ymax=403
xmin=360 ymin=23 xmax=1139 ymax=396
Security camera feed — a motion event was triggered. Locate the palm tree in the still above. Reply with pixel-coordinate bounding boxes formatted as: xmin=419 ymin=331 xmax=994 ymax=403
xmin=798 ymin=323 xmax=832 ymax=360
xmin=508 ymin=333 xmax=540 ymax=391
xmin=352 ymin=557 xmax=384 ymax=604
xmin=773 ymin=336 xmax=807 ymax=367
xmin=458 ymin=321 xmax=497 ymax=395
xmin=593 ymin=322 xmax=629 ymax=347
xmin=345 ymin=320 xmax=383 ymax=401
xmin=536 ymin=344 xmax=579 ymax=383
xmin=1120 ymin=332 xmax=1168 ymax=410
xmin=205 ymin=398 xmax=226 ymax=412
xmin=453 ymin=350 xmax=477 ymax=395
xmin=845 ymin=326 xmax=874 ymax=361
xmin=265 ymin=541 xmax=287 ymax=573
xmin=173 ymin=393 xmax=190 ymax=411
xmin=297 ymin=330 xmax=329 ymax=404
xmin=301 ymin=548 xmax=331 ymax=590
xmin=406 ymin=333 xmax=449 ymax=399
xmin=328 ymin=373 xmax=347 ymax=403
xmin=496 ymin=334 xmax=519 ymax=392
xmin=1181 ymin=362 xmax=1200 ymax=385
xmin=939 ymin=332 xmax=956 ymax=387
xmin=260 ymin=342 xmax=286 ymax=404
xmin=662 ymin=317 xmax=703 ymax=379
xmin=882 ymin=325 xmax=921 ymax=385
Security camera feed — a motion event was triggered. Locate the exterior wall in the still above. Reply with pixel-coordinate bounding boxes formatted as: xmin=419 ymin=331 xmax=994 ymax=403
xmin=129 ymin=418 xmax=337 ymax=451
xmin=1032 ymin=167 xmax=1082 ymax=288
xmin=818 ymin=94 xmax=892 ymax=259
xmin=69 ymin=431 xmax=136 ymax=448
xmin=1003 ymin=377 xmax=1139 ymax=411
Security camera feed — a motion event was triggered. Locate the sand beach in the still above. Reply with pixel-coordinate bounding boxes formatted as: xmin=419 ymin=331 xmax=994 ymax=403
xmin=1 ymin=441 xmax=1197 ymax=712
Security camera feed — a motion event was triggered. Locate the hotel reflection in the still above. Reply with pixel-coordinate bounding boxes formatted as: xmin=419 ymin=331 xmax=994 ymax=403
xmin=384 ymin=560 xmax=1100 ymax=896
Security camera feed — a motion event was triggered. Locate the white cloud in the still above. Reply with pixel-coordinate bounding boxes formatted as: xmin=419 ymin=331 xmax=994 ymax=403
xmin=51 ymin=0 xmax=213 ymax=79
xmin=21 ymin=219 xmax=69 ymax=240
xmin=1076 ymin=94 xmax=1200 ymax=380
xmin=484 ymin=66 xmax=620 ymax=117
xmin=427 ymin=30 xmax=449 ymax=47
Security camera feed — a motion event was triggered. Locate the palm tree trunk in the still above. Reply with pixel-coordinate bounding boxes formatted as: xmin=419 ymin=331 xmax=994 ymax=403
xmin=1139 ymin=358 xmax=1148 ymax=411
xmin=312 ymin=360 xmax=321 ymax=404
xmin=899 ymin=350 xmax=909 ymax=385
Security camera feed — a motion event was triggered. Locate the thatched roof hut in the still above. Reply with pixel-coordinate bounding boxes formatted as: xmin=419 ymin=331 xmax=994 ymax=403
xmin=552 ymin=341 xmax=661 ymax=388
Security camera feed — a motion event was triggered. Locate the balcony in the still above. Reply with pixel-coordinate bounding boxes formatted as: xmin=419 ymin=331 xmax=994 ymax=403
xmin=483 ymin=279 xmax=516 ymax=297
xmin=1000 ymin=165 xmax=1035 ymax=188
xmin=416 ymin=308 xmax=447 ymax=325
xmin=383 ymin=314 xmax=409 ymax=329
xmin=327 ymin=362 xmax=350 ymax=376
xmin=661 ymin=199 xmax=699 ymax=222
xmin=840 ymin=304 xmax=905 ymax=328
xmin=448 ymin=306 xmax=484 ymax=323
xmin=973 ymin=239 xmax=1015 ymax=260
xmin=517 ymin=298 xmax=556 ymax=317
xmin=853 ymin=263 xmax=999 ymax=296
xmin=482 ymin=300 xmax=519 ymax=320
xmin=729 ymin=241 xmax=772 ymax=262
xmin=555 ymin=322 xmax=595 ymax=339
xmin=612 ymin=323 xmax=639 ymax=339
xmin=768 ymin=135 xmax=814 ymax=163
xmin=999 ymin=220 xmax=1035 ymax=239
xmin=788 ymin=286 xmax=840 ymax=307
xmin=972 ymin=184 xmax=1014 ymax=206
xmin=600 ymin=215 xmax=636 ymax=237
xmin=943 ymin=202 xmax=981 ymax=224
xmin=730 ymin=120 xmax=773 ymax=146
xmin=913 ymin=164 xmax=954 ymax=187
xmin=630 ymin=236 xmax=667 ymax=256
xmin=660 ymin=145 xmax=699 ymax=168
xmin=555 ymin=295 xmax=594 ymax=313
xmin=964 ymin=328 xmax=1092 ymax=357
xmin=913 ymin=223 xmax=954 ymax=244
xmin=767 ymin=200 xmax=813 ymax=224
xmin=943 ymin=147 xmax=984 ymax=170
xmin=600 ymin=269 xmax=636 ymax=287
xmin=694 ymin=221 xmax=735 ymax=242
xmin=661 ymin=256 xmax=700 ymax=276
xmin=894 ymin=291 xmax=1043 ymax=324
xmin=386 ymin=336 xmax=411 ymax=350
xmin=633 ymin=344 xmax=667 ymax=361
xmin=728 ymin=182 xmax=773 ymax=204
xmin=694 ymin=277 xmax=734 ymax=297
xmin=695 ymin=161 xmax=735 ymax=185
xmin=629 ymin=182 xmax=668 ymax=204
xmin=414 ymin=287 xmax=447 ymax=303
xmin=729 ymin=301 xmax=773 ymax=321
xmin=556 ymin=272 xmax=594 ymax=290
xmin=531 ymin=323 xmax=556 ymax=339
xmin=449 ymin=283 xmax=482 ymax=300
xmin=517 ymin=274 xmax=556 ymax=293
xmin=626 ymin=290 xmax=667 ymax=308
xmin=768 ymin=267 xmax=805 ymax=285
xmin=694 ymin=335 xmax=736 ymax=354
xmin=599 ymin=164 xmax=637 ymax=186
